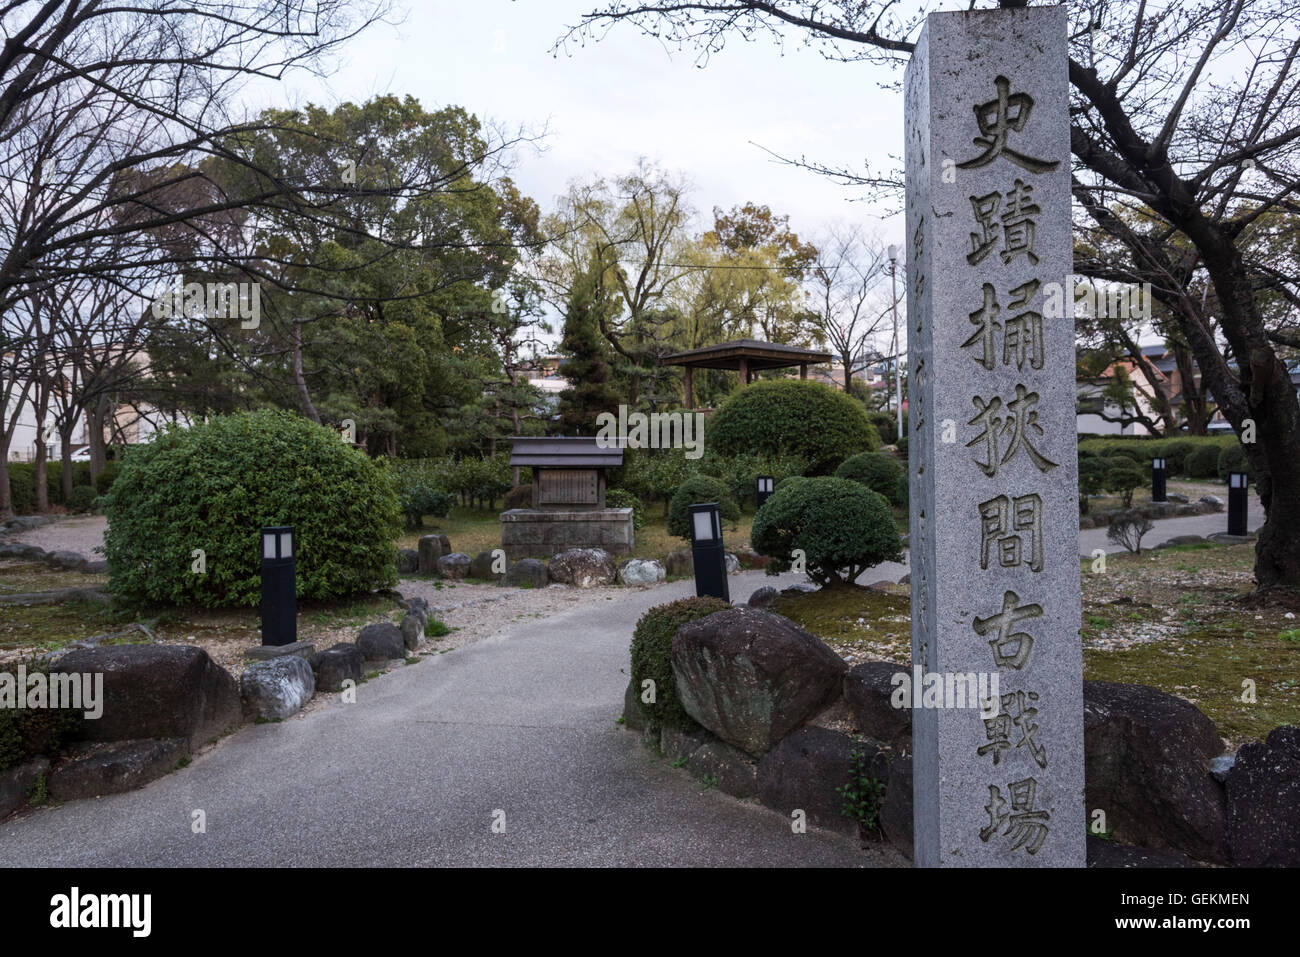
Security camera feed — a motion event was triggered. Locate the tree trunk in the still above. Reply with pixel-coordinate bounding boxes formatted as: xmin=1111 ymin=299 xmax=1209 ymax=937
xmin=33 ymin=432 xmax=48 ymax=512
xmin=88 ymin=395 xmax=109 ymax=481
xmin=292 ymin=318 xmax=321 ymax=423
xmin=0 ymin=456 xmax=11 ymax=518
xmin=60 ymin=427 xmax=73 ymax=502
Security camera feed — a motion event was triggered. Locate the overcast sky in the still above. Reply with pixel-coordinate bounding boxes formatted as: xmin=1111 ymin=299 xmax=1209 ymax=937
xmin=279 ymin=0 xmax=909 ymax=248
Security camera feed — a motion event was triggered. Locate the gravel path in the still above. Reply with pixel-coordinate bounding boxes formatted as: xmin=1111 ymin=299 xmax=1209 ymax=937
xmin=8 ymin=515 xmax=106 ymax=558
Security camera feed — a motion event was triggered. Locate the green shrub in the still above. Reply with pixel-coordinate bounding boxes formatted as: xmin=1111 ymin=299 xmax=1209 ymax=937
xmin=668 ymin=475 xmax=740 ymax=539
xmin=616 ymin=448 xmax=695 ymax=515
xmin=895 ymin=434 xmax=908 ymax=460
xmin=504 ymin=484 xmax=533 ymax=510
xmin=1105 ymin=461 xmax=1146 ymax=508
xmin=101 ymin=409 xmax=402 ymax=608
xmin=396 ymin=482 xmax=455 ymax=529
xmin=0 ymin=658 xmax=84 ymax=772
xmin=94 ymin=460 xmax=121 ymax=495
xmin=1159 ymin=439 xmax=1198 ymax=475
xmin=7 ymin=463 xmax=35 ymax=514
xmin=66 ymin=485 xmax=98 ymax=514
xmin=698 ymin=449 xmax=808 ymax=508
xmin=751 ymin=476 xmax=903 ymax=584
xmin=706 ymin=379 xmax=879 ymax=475
xmin=1109 ymin=446 xmax=1144 ymax=463
xmin=629 ymin=596 xmax=731 ymax=733
xmin=865 ymin=410 xmax=899 ymax=447
xmin=445 ymin=454 xmax=511 ymax=509
xmin=1187 ymin=443 xmax=1221 ymax=478
xmin=1078 ymin=458 xmax=1109 ymax=512
xmin=604 ymin=488 xmax=646 ymax=530
xmin=1217 ymin=443 xmax=1254 ymax=481
xmin=834 ymin=452 xmax=907 ymax=507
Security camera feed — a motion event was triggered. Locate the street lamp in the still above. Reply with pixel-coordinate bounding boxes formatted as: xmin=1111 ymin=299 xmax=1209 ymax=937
xmin=1151 ymin=457 xmax=1167 ymax=503
xmin=687 ymin=502 xmax=729 ymax=602
xmin=260 ymin=525 xmax=296 ymax=646
xmin=1228 ymin=472 xmax=1249 ymax=536
xmin=888 ymin=244 xmax=903 ymax=443
xmin=756 ymin=475 xmax=775 ymax=509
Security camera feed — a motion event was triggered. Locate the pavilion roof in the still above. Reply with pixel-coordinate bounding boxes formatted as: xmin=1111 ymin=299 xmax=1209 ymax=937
xmin=661 ymin=338 xmax=833 ymax=371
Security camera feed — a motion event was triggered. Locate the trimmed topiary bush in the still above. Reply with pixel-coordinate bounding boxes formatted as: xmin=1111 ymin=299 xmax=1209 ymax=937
xmin=834 ymin=452 xmax=907 ymax=507
xmin=101 ymin=409 xmax=402 ymax=608
xmin=706 ymin=379 xmax=879 ymax=475
xmin=1109 ymin=446 xmax=1144 ymax=463
xmin=1216 ymin=442 xmax=1254 ymax=481
xmin=65 ymin=485 xmax=98 ymax=514
xmin=604 ymin=488 xmax=645 ymax=530
xmin=751 ymin=476 xmax=903 ymax=585
xmin=629 ymin=596 xmax=731 ymax=733
xmin=1158 ymin=439 xmax=1198 ymax=475
xmin=504 ymin=483 xmax=533 ymax=510
xmin=668 ymin=475 xmax=740 ymax=540
xmin=698 ymin=449 xmax=808 ymax=508
xmin=1105 ymin=460 xmax=1146 ymax=508
xmin=1187 ymin=443 xmax=1221 ymax=478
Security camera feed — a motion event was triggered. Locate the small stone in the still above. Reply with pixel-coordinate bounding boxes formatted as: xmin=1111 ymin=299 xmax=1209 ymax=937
xmin=396 ymin=549 xmax=420 ymax=574
xmin=356 ymin=622 xmax=406 ymax=662
xmin=310 ymin=643 xmax=363 ymax=692
xmin=617 ymin=558 xmax=665 ymax=586
xmin=436 ymin=552 xmax=472 ymax=580
xmin=244 ymin=640 xmax=315 ymax=661
xmin=241 ymin=656 xmax=316 ymax=720
xmin=400 ymin=613 xmax=424 ymax=651
xmin=747 ymin=586 xmax=778 ymax=609
xmin=505 ymin=558 xmax=549 ymax=588
xmin=724 ymin=553 xmax=741 ymax=575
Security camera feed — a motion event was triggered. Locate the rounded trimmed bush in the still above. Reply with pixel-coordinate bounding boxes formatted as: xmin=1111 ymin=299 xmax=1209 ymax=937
xmin=1109 ymin=446 xmax=1144 ymax=462
xmin=629 ymin=596 xmax=731 ymax=733
xmin=101 ymin=409 xmax=402 ymax=608
xmin=865 ymin=410 xmax=899 ymax=447
xmin=1216 ymin=442 xmax=1254 ymax=481
xmin=605 ymin=488 xmax=645 ymax=530
xmin=668 ymin=475 xmax=740 ymax=540
xmin=751 ymin=476 xmax=903 ymax=585
xmin=504 ymin=483 xmax=533 ymax=510
xmin=1159 ymin=439 xmax=1198 ymax=475
xmin=1105 ymin=460 xmax=1146 ymax=508
xmin=706 ymin=379 xmax=879 ymax=475
xmin=66 ymin=485 xmax=98 ymax=514
xmin=1187 ymin=443 xmax=1221 ymax=478
xmin=834 ymin=452 xmax=907 ymax=507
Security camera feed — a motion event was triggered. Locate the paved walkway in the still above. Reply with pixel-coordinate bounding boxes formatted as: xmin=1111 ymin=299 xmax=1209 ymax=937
xmin=1077 ymin=493 xmax=1265 ymax=558
xmin=0 ymin=568 xmax=907 ymax=867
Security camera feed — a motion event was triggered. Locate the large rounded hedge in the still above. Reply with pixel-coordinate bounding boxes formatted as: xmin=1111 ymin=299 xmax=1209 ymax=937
xmin=667 ymin=474 xmax=740 ymax=539
xmin=707 ymin=379 xmax=880 ymax=475
xmin=629 ymin=596 xmax=732 ymax=733
xmin=1216 ymin=442 xmax=1254 ymax=481
xmin=834 ymin=451 xmax=907 ymax=507
xmin=751 ymin=476 xmax=902 ymax=585
xmin=1186 ymin=443 xmax=1221 ymax=478
xmin=102 ymin=410 xmax=402 ymax=608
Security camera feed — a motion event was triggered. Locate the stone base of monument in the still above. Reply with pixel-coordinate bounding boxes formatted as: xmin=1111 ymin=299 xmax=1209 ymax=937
xmin=500 ymin=507 xmax=634 ymax=560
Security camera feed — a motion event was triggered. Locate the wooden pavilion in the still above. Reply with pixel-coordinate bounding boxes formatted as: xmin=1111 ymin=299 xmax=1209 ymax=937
xmin=661 ymin=338 xmax=834 ymax=409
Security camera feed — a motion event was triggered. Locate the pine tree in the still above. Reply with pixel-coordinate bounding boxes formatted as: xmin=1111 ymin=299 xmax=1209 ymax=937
xmin=557 ymin=263 xmax=621 ymax=435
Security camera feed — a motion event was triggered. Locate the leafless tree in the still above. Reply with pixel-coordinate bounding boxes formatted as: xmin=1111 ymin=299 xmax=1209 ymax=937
xmin=808 ymin=224 xmax=891 ymax=392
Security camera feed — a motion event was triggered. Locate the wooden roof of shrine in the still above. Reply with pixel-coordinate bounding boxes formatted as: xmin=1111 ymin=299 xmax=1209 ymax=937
xmin=661 ymin=338 xmax=833 ymax=371
xmin=508 ymin=436 xmax=624 ymax=468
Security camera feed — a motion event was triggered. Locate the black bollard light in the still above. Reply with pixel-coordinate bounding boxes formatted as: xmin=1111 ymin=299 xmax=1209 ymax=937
xmin=1227 ymin=472 xmax=1249 ymax=536
xmin=1151 ymin=457 xmax=1167 ymax=503
xmin=260 ymin=525 xmax=297 ymax=646
xmin=688 ymin=502 xmax=729 ymax=603
xmin=756 ymin=475 xmax=775 ymax=509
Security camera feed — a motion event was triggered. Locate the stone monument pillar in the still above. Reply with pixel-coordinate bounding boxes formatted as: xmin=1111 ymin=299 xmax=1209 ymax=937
xmin=905 ymin=5 xmax=1084 ymax=867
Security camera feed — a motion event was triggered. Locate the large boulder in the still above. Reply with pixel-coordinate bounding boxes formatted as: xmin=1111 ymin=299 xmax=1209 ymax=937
xmin=505 ymin=558 xmax=548 ymax=589
xmin=843 ymin=660 xmax=912 ymax=751
xmin=241 ymin=655 xmax=316 ymax=721
xmin=0 ymin=757 xmax=49 ymax=818
xmin=671 ymin=607 xmax=848 ymax=757
xmin=617 ymin=558 xmax=665 ymax=587
xmin=685 ymin=739 xmax=759 ymax=799
xmin=665 ymin=549 xmax=693 ymax=577
xmin=310 ymin=643 xmax=363 ymax=693
xmin=47 ymin=550 xmax=88 ymax=571
xmin=437 ymin=552 xmax=472 ymax=580
xmin=356 ymin=623 xmax=407 ymax=663
xmin=1225 ymin=725 xmax=1300 ymax=866
xmin=52 ymin=645 xmax=240 ymax=750
xmin=417 ymin=534 xmax=444 ymax=574
xmin=757 ymin=727 xmax=883 ymax=837
xmin=880 ymin=753 xmax=913 ymax=859
xmin=548 ymin=548 xmax=616 ymax=588
xmin=395 ymin=548 xmax=420 ymax=574
xmin=470 ymin=549 xmax=505 ymax=582
xmin=47 ymin=738 xmax=188 ymax=802
xmin=1083 ymin=680 xmax=1227 ymax=863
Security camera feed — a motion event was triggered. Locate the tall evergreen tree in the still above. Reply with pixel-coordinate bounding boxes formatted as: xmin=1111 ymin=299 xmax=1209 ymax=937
xmin=557 ymin=261 xmax=621 ymax=435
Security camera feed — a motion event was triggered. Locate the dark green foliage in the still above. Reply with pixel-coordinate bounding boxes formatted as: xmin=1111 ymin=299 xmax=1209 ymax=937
xmin=698 ymin=450 xmax=808 ymax=508
xmin=751 ymin=476 xmax=903 ymax=584
xmin=1158 ymin=439 xmax=1198 ymax=475
xmin=0 ymin=658 xmax=84 ymax=772
xmin=7 ymin=463 xmax=34 ymax=514
xmin=504 ymin=484 xmax=533 ymax=510
xmin=834 ymin=452 xmax=907 ymax=506
xmin=604 ymin=488 xmax=645 ymax=530
xmin=101 ymin=410 xmax=402 ymax=608
xmin=837 ymin=748 xmax=886 ymax=831
xmin=1105 ymin=461 xmax=1146 ymax=508
xmin=706 ymin=379 xmax=880 ymax=475
xmin=396 ymin=482 xmax=454 ymax=529
xmin=895 ymin=434 xmax=908 ymax=460
xmin=865 ymin=410 xmax=898 ymax=447
xmin=1109 ymin=447 xmax=1144 ymax=463
xmin=1078 ymin=458 xmax=1109 ymax=512
xmin=1217 ymin=443 xmax=1254 ymax=481
xmin=557 ymin=260 xmax=621 ymax=435
xmin=667 ymin=475 xmax=740 ymax=539
xmin=617 ymin=448 xmax=695 ymax=515
xmin=1187 ymin=443 xmax=1222 ymax=478
xmin=629 ymin=596 xmax=731 ymax=733
xmin=94 ymin=461 xmax=121 ymax=495
xmin=66 ymin=486 xmax=98 ymax=514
